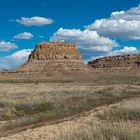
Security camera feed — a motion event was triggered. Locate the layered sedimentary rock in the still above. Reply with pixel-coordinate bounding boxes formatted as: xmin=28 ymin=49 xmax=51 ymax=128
xmin=28 ymin=42 xmax=81 ymax=61
xmin=2 ymin=42 xmax=91 ymax=76
xmin=88 ymin=54 xmax=140 ymax=69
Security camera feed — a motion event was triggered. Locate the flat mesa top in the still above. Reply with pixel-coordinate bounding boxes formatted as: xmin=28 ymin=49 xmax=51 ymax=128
xmin=38 ymin=42 xmax=76 ymax=48
xmin=28 ymin=41 xmax=81 ymax=61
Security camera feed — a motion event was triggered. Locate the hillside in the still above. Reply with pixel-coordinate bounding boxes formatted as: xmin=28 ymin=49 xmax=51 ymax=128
xmin=88 ymin=54 xmax=140 ymax=69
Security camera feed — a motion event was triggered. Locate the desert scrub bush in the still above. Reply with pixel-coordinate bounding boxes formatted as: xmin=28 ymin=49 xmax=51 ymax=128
xmin=57 ymin=123 xmax=140 ymax=140
xmin=0 ymin=101 xmax=55 ymax=121
xmin=59 ymin=95 xmax=122 ymax=115
xmin=5 ymin=95 xmax=136 ymax=127
xmin=1 ymin=90 xmax=140 ymax=122
xmin=15 ymin=101 xmax=54 ymax=116
xmin=0 ymin=101 xmax=17 ymax=121
xmin=97 ymin=107 xmax=140 ymax=121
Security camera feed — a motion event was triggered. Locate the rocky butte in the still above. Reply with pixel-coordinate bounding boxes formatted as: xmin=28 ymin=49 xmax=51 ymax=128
xmin=1 ymin=42 xmax=91 ymax=76
xmin=88 ymin=54 xmax=140 ymax=69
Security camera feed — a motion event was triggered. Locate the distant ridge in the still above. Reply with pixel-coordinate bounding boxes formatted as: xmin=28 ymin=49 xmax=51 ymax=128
xmin=88 ymin=54 xmax=140 ymax=69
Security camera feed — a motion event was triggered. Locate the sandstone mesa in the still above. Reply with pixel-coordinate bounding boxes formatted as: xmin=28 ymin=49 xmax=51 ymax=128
xmin=1 ymin=42 xmax=91 ymax=77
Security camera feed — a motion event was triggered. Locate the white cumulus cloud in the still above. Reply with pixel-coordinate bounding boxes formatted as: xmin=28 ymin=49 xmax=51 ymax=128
xmin=51 ymin=28 xmax=118 ymax=60
xmin=14 ymin=32 xmax=34 ymax=39
xmin=8 ymin=49 xmax=32 ymax=58
xmin=0 ymin=49 xmax=32 ymax=69
xmin=16 ymin=16 xmax=53 ymax=26
xmin=0 ymin=41 xmax=17 ymax=51
xmin=110 ymin=46 xmax=139 ymax=55
xmin=86 ymin=4 xmax=140 ymax=41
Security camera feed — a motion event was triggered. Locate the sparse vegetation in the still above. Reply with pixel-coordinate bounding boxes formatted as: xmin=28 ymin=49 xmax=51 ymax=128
xmin=0 ymin=81 xmax=140 ymax=139
xmin=57 ymin=122 xmax=140 ymax=140
xmin=57 ymin=102 xmax=140 ymax=140
xmin=0 ymin=88 xmax=140 ymax=135
xmin=97 ymin=107 xmax=140 ymax=121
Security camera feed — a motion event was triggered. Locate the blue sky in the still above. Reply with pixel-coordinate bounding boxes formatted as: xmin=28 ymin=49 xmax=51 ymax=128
xmin=0 ymin=0 xmax=140 ymax=69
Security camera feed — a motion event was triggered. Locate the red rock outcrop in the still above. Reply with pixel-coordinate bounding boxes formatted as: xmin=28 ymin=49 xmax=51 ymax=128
xmin=88 ymin=54 xmax=140 ymax=69
xmin=2 ymin=42 xmax=91 ymax=76
xmin=28 ymin=42 xmax=81 ymax=61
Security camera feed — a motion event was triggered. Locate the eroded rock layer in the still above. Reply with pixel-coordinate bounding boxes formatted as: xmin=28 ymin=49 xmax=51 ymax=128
xmin=88 ymin=54 xmax=140 ymax=69
xmin=2 ymin=42 xmax=91 ymax=76
xmin=28 ymin=42 xmax=81 ymax=61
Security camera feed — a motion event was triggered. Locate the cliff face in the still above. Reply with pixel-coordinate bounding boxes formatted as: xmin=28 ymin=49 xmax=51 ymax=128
xmin=2 ymin=42 xmax=91 ymax=76
xmin=28 ymin=42 xmax=81 ymax=61
xmin=88 ymin=54 xmax=140 ymax=69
